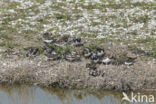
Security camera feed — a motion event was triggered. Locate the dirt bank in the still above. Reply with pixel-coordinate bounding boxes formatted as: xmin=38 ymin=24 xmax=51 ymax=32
xmin=0 ymin=54 xmax=155 ymax=91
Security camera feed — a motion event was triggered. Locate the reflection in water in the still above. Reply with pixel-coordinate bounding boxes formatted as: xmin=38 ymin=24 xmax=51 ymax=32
xmin=0 ymin=85 xmax=155 ymax=104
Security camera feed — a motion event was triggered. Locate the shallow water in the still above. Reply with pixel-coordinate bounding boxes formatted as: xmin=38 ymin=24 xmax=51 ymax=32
xmin=0 ymin=85 xmax=155 ymax=104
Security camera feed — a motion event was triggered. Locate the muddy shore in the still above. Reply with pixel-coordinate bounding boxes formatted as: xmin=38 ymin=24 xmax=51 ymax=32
xmin=0 ymin=54 xmax=156 ymax=91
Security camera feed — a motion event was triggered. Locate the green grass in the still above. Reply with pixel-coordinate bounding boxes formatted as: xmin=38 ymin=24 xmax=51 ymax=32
xmin=55 ymin=46 xmax=64 ymax=55
xmin=80 ymin=33 xmax=98 ymax=38
xmin=5 ymin=42 xmax=15 ymax=49
xmin=150 ymin=47 xmax=156 ymax=58
xmin=65 ymin=45 xmax=73 ymax=52
xmin=0 ymin=42 xmax=5 ymax=47
xmin=127 ymin=40 xmax=156 ymax=58
xmin=54 ymin=13 xmax=71 ymax=21
xmin=23 ymin=35 xmax=33 ymax=40
xmin=47 ymin=27 xmax=59 ymax=32
xmin=47 ymin=43 xmax=64 ymax=56
xmin=0 ymin=0 xmax=155 ymax=60
xmin=129 ymin=30 xmax=138 ymax=35
xmin=132 ymin=15 xmax=150 ymax=23
xmin=95 ymin=38 xmax=109 ymax=45
xmin=37 ymin=46 xmax=44 ymax=54
xmin=35 ymin=37 xmax=42 ymax=42
xmin=136 ymin=37 xmax=156 ymax=44
xmin=127 ymin=44 xmax=138 ymax=51
xmin=118 ymin=53 xmax=127 ymax=58
xmin=0 ymin=51 xmax=4 ymax=55
xmin=86 ymin=44 xmax=97 ymax=52
xmin=23 ymin=46 xmax=44 ymax=56
xmin=0 ymin=34 xmax=13 ymax=41
xmin=0 ymin=41 xmax=15 ymax=49
xmin=6 ymin=2 xmax=20 ymax=9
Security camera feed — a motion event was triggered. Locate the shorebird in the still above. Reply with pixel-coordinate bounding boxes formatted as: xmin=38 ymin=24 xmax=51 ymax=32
xmin=45 ymin=51 xmax=60 ymax=61
xmin=42 ymin=44 xmax=54 ymax=54
xmin=83 ymin=47 xmax=92 ymax=58
xmin=64 ymin=51 xmax=80 ymax=62
xmin=73 ymin=37 xmax=83 ymax=46
xmin=115 ymin=56 xmax=137 ymax=66
xmin=91 ymin=53 xmax=99 ymax=63
xmin=124 ymin=57 xmax=137 ymax=66
xmin=96 ymin=47 xmax=104 ymax=57
xmin=61 ymin=35 xmax=70 ymax=43
xmin=86 ymin=62 xmax=96 ymax=70
xmin=24 ymin=47 xmax=39 ymax=57
xmin=42 ymin=32 xmax=56 ymax=43
xmin=132 ymin=49 xmax=150 ymax=57
xmin=89 ymin=70 xmax=100 ymax=77
xmin=102 ymin=57 xmax=111 ymax=65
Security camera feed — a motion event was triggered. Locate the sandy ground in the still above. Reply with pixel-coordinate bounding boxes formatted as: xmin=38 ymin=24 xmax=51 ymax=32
xmin=0 ymin=53 xmax=155 ymax=91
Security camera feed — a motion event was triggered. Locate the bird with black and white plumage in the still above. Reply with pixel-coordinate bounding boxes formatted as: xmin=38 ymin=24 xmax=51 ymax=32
xmin=89 ymin=70 xmax=101 ymax=77
xmin=42 ymin=44 xmax=54 ymax=54
xmin=96 ymin=47 xmax=105 ymax=57
xmin=106 ymin=53 xmax=120 ymax=65
xmin=73 ymin=37 xmax=83 ymax=47
xmin=90 ymin=53 xmax=100 ymax=64
xmin=114 ymin=55 xmax=137 ymax=66
xmin=102 ymin=57 xmax=112 ymax=65
xmin=124 ymin=57 xmax=137 ymax=66
xmin=86 ymin=62 xmax=97 ymax=70
xmin=45 ymin=51 xmax=60 ymax=61
xmin=64 ymin=51 xmax=81 ymax=62
xmin=59 ymin=35 xmax=72 ymax=46
xmin=42 ymin=32 xmax=56 ymax=44
xmin=61 ymin=35 xmax=70 ymax=43
xmin=24 ymin=47 xmax=39 ymax=57
xmin=42 ymin=44 xmax=61 ymax=61
xmin=82 ymin=47 xmax=92 ymax=58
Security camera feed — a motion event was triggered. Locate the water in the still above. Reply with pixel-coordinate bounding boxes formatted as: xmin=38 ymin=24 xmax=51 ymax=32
xmin=0 ymin=85 xmax=154 ymax=104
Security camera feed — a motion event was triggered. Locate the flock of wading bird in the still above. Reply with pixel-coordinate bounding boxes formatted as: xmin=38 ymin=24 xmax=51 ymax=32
xmin=25 ymin=32 xmax=136 ymax=77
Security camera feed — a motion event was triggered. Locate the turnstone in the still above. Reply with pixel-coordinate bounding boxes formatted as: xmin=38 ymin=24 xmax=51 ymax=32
xmin=116 ymin=56 xmax=136 ymax=65
xmin=91 ymin=53 xmax=99 ymax=63
xmin=96 ymin=47 xmax=104 ymax=57
xmin=24 ymin=47 xmax=39 ymax=57
xmin=42 ymin=44 xmax=54 ymax=54
xmin=82 ymin=47 xmax=92 ymax=58
xmin=108 ymin=54 xmax=118 ymax=65
xmin=45 ymin=51 xmax=60 ymax=61
xmin=89 ymin=70 xmax=100 ymax=77
xmin=132 ymin=49 xmax=150 ymax=57
xmin=42 ymin=32 xmax=56 ymax=43
xmin=124 ymin=57 xmax=137 ymax=66
xmin=64 ymin=51 xmax=80 ymax=62
xmin=4 ymin=49 xmax=16 ymax=56
xmin=86 ymin=62 xmax=96 ymax=70
xmin=61 ymin=35 xmax=70 ymax=43
xmin=102 ymin=57 xmax=111 ymax=65
xmin=109 ymin=53 xmax=116 ymax=59
xmin=73 ymin=37 xmax=83 ymax=46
